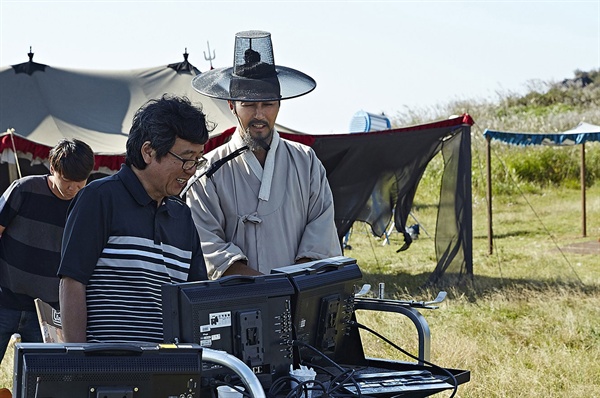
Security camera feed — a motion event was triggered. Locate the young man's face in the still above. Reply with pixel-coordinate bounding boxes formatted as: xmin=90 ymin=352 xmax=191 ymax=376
xmin=143 ymin=137 xmax=205 ymax=203
xmin=232 ymin=100 xmax=280 ymax=149
xmin=49 ymin=168 xmax=87 ymax=200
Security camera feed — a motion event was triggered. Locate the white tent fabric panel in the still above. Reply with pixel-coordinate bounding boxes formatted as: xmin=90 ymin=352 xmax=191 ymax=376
xmin=0 ymin=63 xmax=237 ymax=159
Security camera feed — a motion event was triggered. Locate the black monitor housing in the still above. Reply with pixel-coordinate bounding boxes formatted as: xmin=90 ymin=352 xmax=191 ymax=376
xmin=13 ymin=343 xmax=203 ymax=398
xmin=271 ymin=256 xmax=364 ymax=367
xmin=161 ymin=257 xmax=364 ymax=388
xmin=162 ymin=274 xmax=295 ymax=388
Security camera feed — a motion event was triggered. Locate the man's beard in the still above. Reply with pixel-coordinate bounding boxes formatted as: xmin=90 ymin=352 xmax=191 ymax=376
xmin=241 ymin=126 xmax=273 ymax=152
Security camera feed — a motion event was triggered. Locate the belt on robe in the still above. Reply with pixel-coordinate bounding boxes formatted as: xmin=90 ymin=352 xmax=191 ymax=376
xmin=234 ymin=212 xmax=263 ymax=253
xmin=239 ymin=213 xmax=262 ymax=224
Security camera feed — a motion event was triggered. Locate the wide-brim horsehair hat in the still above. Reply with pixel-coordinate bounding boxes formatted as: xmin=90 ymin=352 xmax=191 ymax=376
xmin=192 ymin=30 xmax=316 ymax=102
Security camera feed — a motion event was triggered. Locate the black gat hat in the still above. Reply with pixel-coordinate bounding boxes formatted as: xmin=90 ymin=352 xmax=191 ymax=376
xmin=192 ymin=30 xmax=316 ymax=102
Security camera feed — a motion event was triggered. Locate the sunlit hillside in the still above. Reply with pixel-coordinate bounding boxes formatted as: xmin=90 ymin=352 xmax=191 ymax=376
xmin=1 ymin=70 xmax=599 ymax=397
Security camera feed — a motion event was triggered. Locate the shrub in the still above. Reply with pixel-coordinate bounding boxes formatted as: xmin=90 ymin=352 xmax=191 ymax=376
xmin=508 ymin=146 xmax=595 ymax=188
xmin=393 ymin=68 xmax=600 ymax=194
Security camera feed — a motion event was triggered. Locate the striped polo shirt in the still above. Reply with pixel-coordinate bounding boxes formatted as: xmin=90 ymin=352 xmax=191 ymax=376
xmin=58 ymin=165 xmax=207 ymax=343
xmin=0 ymin=175 xmax=70 ymax=310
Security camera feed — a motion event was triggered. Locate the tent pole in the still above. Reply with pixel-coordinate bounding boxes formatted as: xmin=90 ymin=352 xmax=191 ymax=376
xmin=486 ymin=136 xmax=493 ymax=255
xmin=581 ymin=143 xmax=587 ymax=237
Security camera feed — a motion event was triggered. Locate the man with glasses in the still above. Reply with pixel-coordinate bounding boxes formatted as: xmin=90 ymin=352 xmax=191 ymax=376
xmin=58 ymin=95 xmax=211 ymax=343
xmin=168 ymin=150 xmax=208 ymax=171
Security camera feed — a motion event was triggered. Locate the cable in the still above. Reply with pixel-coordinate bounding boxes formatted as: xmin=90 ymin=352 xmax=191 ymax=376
xmin=326 ymin=369 xmax=362 ymax=397
xmin=285 ymin=378 xmax=328 ymax=398
xmin=290 ymin=334 xmax=459 ymax=397
xmin=180 ymin=145 xmax=249 ymax=197
xmin=267 ymin=376 xmax=296 ymax=398
xmin=272 ymin=331 xmax=460 ymax=398
xmin=347 ymin=320 xmax=459 ymax=398
xmin=290 ymin=340 xmax=364 ymax=397
xmin=291 ymin=340 xmax=346 ymax=373
xmin=267 ymin=365 xmax=356 ymax=398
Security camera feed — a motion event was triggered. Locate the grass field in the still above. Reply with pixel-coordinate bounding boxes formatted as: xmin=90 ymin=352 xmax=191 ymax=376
xmin=347 ymin=181 xmax=600 ymax=398
xmin=1 ymin=182 xmax=598 ymax=397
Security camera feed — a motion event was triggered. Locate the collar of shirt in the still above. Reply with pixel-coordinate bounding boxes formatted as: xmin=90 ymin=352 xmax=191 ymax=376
xmin=118 ymin=164 xmax=162 ymax=208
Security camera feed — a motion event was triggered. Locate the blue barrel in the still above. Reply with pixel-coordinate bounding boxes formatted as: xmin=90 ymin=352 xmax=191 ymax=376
xmin=349 ymin=110 xmax=391 ymax=133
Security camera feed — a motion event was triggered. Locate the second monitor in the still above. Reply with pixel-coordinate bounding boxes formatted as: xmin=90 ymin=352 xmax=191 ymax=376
xmin=271 ymin=256 xmax=364 ymax=367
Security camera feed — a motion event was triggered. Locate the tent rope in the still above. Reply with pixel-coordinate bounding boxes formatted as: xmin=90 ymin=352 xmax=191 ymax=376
xmin=363 ymin=222 xmax=382 ymax=273
xmin=491 ymin=143 xmax=584 ymax=285
xmin=8 ymin=128 xmax=23 ymax=179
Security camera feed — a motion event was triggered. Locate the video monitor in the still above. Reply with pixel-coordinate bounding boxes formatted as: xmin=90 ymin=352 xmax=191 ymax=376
xmin=162 ymin=274 xmax=295 ymax=388
xmin=270 ymin=256 xmax=364 ymax=367
xmin=13 ymin=343 xmax=203 ymax=398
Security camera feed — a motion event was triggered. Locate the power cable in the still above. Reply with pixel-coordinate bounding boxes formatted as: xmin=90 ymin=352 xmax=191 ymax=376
xmin=348 ymin=320 xmax=458 ymax=398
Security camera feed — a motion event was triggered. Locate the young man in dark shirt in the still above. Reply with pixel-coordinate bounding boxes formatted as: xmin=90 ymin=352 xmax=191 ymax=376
xmin=0 ymin=138 xmax=94 ymax=361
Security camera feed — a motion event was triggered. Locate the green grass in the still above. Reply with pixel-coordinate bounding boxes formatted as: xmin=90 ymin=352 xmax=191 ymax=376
xmin=1 ymin=185 xmax=598 ymax=396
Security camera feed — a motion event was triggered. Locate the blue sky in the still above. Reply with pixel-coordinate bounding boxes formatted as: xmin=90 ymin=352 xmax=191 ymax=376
xmin=1 ymin=0 xmax=598 ymax=133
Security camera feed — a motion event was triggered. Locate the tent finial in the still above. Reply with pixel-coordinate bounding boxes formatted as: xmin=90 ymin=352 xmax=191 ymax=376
xmin=12 ymin=47 xmax=47 ymax=74
xmin=167 ymin=48 xmax=198 ymax=74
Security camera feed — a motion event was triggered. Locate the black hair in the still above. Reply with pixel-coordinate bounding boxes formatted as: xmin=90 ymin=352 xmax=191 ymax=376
xmin=48 ymin=138 xmax=95 ymax=181
xmin=126 ymin=94 xmax=214 ymax=169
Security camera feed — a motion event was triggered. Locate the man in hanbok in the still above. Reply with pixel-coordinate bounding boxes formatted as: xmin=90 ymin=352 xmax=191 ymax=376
xmin=186 ymin=30 xmax=341 ymax=278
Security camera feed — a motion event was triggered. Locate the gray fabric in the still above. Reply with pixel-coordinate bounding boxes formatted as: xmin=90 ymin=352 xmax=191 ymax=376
xmin=187 ymin=129 xmax=341 ymax=278
xmin=0 ymin=64 xmax=235 ymax=165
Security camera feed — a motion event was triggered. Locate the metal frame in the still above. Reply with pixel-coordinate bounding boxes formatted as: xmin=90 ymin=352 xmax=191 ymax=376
xmin=353 ymin=295 xmax=445 ymax=364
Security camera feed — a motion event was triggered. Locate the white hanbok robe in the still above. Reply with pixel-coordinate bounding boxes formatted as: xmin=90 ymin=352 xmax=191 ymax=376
xmin=187 ymin=129 xmax=342 ymax=279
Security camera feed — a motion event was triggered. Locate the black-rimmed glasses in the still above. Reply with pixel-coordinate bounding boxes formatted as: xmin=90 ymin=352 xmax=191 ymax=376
xmin=168 ymin=151 xmax=208 ymax=171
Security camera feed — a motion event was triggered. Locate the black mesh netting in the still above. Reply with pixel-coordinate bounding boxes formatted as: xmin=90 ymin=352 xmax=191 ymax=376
xmin=205 ymin=115 xmax=474 ymax=285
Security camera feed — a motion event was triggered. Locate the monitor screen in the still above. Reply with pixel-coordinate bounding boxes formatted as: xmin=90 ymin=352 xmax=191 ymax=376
xmin=13 ymin=343 xmax=203 ymax=398
xmin=162 ymin=274 xmax=295 ymax=388
xmin=271 ymin=256 xmax=364 ymax=367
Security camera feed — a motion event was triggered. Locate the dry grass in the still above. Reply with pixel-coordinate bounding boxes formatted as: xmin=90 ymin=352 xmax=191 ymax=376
xmin=0 ymin=135 xmax=600 ymax=398
xmin=365 ymin=82 xmax=600 ymax=396
xmin=3 ymin=72 xmax=600 ymax=396
xmin=356 ymin=284 xmax=600 ymax=398
xmin=343 ymin=182 xmax=600 ymax=398
xmin=0 ymin=335 xmax=17 ymax=391
xmin=1 ymin=180 xmax=598 ymax=397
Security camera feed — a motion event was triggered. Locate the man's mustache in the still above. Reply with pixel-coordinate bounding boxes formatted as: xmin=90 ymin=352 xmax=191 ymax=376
xmin=248 ymin=118 xmax=270 ymax=127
